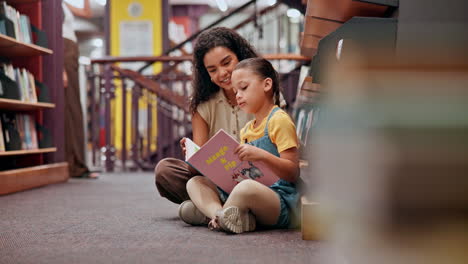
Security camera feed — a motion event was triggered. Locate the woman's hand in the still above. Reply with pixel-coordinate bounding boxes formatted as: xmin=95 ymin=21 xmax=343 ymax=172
xmin=180 ymin=137 xmax=186 ymax=157
xmin=234 ymin=144 xmax=267 ymax=161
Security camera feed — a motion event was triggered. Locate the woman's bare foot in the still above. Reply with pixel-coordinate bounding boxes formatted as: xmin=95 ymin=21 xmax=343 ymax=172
xmin=87 ymin=172 xmax=99 ymax=179
xmin=74 ymin=171 xmax=99 ymax=179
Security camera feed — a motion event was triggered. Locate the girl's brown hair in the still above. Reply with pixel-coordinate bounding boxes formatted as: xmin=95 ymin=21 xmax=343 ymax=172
xmin=234 ymin=58 xmax=281 ymax=106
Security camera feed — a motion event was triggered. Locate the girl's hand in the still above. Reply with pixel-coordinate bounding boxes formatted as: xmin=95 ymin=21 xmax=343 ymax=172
xmin=180 ymin=137 xmax=186 ymax=156
xmin=234 ymin=144 xmax=266 ymax=161
xmin=208 ymin=218 xmax=220 ymax=231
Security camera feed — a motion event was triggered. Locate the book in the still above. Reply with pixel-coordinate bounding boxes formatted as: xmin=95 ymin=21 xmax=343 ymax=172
xmin=0 ymin=120 xmax=5 ymax=151
xmin=15 ymin=113 xmax=25 ymax=149
xmin=29 ymin=115 xmax=38 ymax=149
xmin=292 ymin=76 xmax=321 ymax=148
xmin=19 ymin=14 xmax=32 ymax=44
xmin=185 ymin=129 xmax=280 ymax=194
xmin=0 ymin=20 xmax=5 ymax=35
xmin=1 ymin=112 xmax=21 ymax=150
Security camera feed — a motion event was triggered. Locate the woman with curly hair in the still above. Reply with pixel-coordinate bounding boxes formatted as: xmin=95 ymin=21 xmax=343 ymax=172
xmin=154 ymin=27 xmax=258 ymax=206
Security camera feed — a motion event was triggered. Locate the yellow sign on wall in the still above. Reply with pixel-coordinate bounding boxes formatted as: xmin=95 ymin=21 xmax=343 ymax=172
xmin=110 ymin=0 xmax=162 ymax=153
xmin=111 ymin=0 xmax=162 ymax=63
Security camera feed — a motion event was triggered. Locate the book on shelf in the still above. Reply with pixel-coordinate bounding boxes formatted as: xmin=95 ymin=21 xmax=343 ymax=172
xmin=185 ymin=129 xmax=280 ymax=194
xmin=18 ymin=113 xmax=38 ymax=149
xmin=30 ymin=24 xmax=48 ymax=48
xmin=294 ymin=76 xmax=321 ymax=146
xmin=0 ymin=2 xmax=14 ymax=39
xmin=0 ymin=61 xmax=37 ymax=102
xmin=0 ymin=1 xmax=33 ymax=43
xmin=35 ymin=80 xmax=50 ymax=103
xmin=0 ymin=70 xmax=20 ymax=100
xmin=0 ymin=112 xmax=38 ymax=151
xmin=15 ymin=112 xmax=24 ymax=149
xmin=0 ymin=14 xmax=14 ymax=39
xmin=0 ymin=20 xmax=5 ymax=35
xmin=0 ymin=120 xmax=4 ymax=151
xmin=19 ymin=14 xmax=32 ymax=44
xmin=295 ymin=106 xmax=318 ymax=147
xmin=36 ymin=122 xmax=52 ymax=148
xmin=28 ymin=71 xmax=37 ymax=102
xmin=295 ymin=65 xmax=310 ymax=102
xmin=2 ymin=2 xmax=19 ymax=40
xmin=0 ymin=112 xmax=21 ymax=150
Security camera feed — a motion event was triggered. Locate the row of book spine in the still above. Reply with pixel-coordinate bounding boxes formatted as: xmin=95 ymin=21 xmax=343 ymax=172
xmin=1 ymin=61 xmax=37 ymax=102
xmin=0 ymin=1 xmax=32 ymax=43
xmin=293 ymin=66 xmax=320 ymax=148
xmin=0 ymin=112 xmax=38 ymax=152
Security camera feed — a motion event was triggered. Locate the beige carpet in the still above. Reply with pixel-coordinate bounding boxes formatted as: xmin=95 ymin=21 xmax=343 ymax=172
xmin=0 ymin=172 xmax=323 ymax=264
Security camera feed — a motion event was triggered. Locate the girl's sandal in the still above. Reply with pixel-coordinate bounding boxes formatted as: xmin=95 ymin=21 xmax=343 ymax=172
xmin=216 ymin=206 xmax=256 ymax=234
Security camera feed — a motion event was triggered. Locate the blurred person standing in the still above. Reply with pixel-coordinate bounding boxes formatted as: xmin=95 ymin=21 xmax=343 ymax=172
xmin=62 ymin=0 xmax=98 ymax=179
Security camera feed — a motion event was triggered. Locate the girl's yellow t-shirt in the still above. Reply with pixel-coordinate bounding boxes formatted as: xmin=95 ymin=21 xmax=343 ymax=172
xmin=240 ymin=107 xmax=298 ymax=153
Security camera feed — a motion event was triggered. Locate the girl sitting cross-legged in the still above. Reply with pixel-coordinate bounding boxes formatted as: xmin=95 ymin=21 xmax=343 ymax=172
xmin=183 ymin=57 xmax=300 ymax=233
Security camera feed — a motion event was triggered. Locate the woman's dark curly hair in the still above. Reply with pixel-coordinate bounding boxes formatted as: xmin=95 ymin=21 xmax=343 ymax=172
xmin=234 ymin=58 xmax=281 ymax=106
xmin=190 ymin=27 xmax=259 ymax=113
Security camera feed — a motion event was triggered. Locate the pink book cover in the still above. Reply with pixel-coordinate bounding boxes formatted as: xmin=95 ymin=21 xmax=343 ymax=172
xmin=186 ymin=129 xmax=280 ymax=193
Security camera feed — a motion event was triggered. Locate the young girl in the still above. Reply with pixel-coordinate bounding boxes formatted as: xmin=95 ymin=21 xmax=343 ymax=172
xmin=185 ymin=58 xmax=300 ymax=233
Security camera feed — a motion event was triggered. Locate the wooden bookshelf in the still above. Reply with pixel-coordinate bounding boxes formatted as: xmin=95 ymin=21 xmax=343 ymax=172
xmin=0 ymin=147 xmax=56 ymax=156
xmin=0 ymin=98 xmax=55 ymax=111
xmin=0 ymin=0 xmax=68 ymax=195
xmin=0 ymin=33 xmax=53 ymax=57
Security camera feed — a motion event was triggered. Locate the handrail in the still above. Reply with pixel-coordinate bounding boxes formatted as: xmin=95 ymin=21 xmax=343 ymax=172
xmin=233 ymin=1 xmax=280 ymax=30
xmin=111 ymin=65 xmax=189 ymax=112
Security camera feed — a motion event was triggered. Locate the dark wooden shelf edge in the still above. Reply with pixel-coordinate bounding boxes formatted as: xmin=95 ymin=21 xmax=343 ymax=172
xmin=353 ymin=0 xmax=399 ymax=7
xmin=0 ymin=162 xmax=69 ymax=195
xmin=0 ymin=33 xmax=53 ymax=56
xmin=0 ymin=98 xmax=55 ymax=110
xmin=0 ymin=147 xmax=57 ymax=156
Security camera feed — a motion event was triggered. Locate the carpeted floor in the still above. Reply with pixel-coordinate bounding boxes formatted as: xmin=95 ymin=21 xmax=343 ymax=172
xmin=0 ymin=172 xmax=323 ymax=264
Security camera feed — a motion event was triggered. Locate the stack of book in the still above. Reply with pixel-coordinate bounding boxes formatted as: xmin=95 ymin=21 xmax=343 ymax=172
xmin=0 ymin=1 xmax=33 ymax=43
xmin=0 ymin=112 xmax=38 ymax=151
xmin=0 ymin=61 xmax=37 ymax=102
